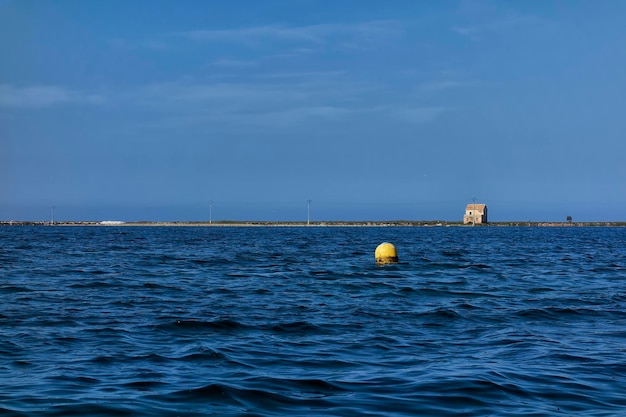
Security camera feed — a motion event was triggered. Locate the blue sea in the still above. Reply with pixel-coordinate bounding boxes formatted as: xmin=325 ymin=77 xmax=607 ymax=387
xmin=1 ymin=226 xmax=625 ymax=416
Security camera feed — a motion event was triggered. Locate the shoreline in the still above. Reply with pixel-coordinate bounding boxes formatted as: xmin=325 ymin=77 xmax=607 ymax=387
xmin=1 ymin=221 xmax=625 ymax=227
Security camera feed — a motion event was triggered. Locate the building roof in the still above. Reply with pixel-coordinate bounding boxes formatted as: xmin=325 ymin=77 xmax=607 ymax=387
xmin=465 ymin=204 xmax=487 ymax=211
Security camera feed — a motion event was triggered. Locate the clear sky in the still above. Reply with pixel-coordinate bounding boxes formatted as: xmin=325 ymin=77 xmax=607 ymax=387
xmin=1 ymin=1 xmax=625 ymax=222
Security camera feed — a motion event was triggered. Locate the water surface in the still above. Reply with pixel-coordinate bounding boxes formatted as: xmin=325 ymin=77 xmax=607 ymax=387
xmin=1 ymin=226 xmax=625 ymax=416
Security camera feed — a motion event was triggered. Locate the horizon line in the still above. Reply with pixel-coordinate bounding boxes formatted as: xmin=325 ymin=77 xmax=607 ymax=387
xmin=2 ymin=220 xmax=625 ymax=227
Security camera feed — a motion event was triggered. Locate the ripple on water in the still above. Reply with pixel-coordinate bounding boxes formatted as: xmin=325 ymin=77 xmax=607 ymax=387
xmin=1 ymin=226 xmax=625 ymax=416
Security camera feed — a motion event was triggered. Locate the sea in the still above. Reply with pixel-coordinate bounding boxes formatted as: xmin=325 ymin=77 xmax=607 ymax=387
xmin=1 ymin=225 xmax=625 ymax=416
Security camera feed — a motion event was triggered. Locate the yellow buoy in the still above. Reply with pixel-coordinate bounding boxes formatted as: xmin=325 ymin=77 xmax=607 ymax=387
xmin=375 ymin=242 xmax=398 ymax=265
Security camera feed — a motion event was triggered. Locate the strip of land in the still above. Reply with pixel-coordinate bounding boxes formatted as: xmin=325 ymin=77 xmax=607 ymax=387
xmin=1 ymin=221 xmax=625 ymax=227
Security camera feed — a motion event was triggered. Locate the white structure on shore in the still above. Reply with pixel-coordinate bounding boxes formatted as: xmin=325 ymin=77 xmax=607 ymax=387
xmin=463 ymin=204 xmax=488 ymax=225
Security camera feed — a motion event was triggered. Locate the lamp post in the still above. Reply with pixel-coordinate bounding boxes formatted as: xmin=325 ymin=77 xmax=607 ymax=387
xmin=307 ymin=199 xmax=312 ymax=225
xmin=209 ymin=200 xmax=213 ymax=224
xmin=51 ymin=206 xmax=56 ymax=226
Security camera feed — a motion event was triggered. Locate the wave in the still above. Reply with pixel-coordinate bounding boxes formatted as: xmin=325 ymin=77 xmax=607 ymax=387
xmin=3 ymin=226 xmax=626 ymax=416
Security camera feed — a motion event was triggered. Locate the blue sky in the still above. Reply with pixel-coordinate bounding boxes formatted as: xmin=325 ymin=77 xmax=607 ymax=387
xmin=1 ymin=1 xmax=625 ymax=222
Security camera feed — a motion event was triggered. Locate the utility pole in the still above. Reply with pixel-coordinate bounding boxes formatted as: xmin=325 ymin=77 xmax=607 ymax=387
xmin=307 ymin=199 xmax=312 ymax=225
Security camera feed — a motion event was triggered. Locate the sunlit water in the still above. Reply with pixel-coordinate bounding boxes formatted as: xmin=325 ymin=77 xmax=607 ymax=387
xmin=1 ymin=226 xmax=625 ymax=416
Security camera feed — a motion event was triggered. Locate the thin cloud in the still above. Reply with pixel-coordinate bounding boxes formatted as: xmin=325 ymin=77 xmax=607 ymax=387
xmin=184 ymin=25 xmax=323 ymax=43
xmin=251 ymin=70 xmax=348 ymax=81
xmin=0 ymin=84 xmax=104 ymax=108
xmin=132 ymin=104 xmax=356 ymax=131
xmin=181 ymin=20 xmax=402 ymax=46
xmin=453 ymin=15 xmax=545 ymax=40
xmin=122 ymin=76 xmax=377 ymax=130
xmin=101 ymin=62 xmax=451 ymax=130
xmin=216 ymin=105 xmax=353 ymax=128
xmin=133 ymin=81 xmax=312 ymax=107
xmin=130 ymin=70 xmax=373 ymax=109
xmin=103 ymin=20 xmax=402 ymax=58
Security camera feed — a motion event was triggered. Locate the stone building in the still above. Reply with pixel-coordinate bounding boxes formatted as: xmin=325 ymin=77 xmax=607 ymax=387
xmin=463 ymin=203 xmax=488 ymax=225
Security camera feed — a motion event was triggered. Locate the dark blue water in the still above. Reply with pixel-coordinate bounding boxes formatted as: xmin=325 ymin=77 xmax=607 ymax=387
xmin=1 ymin=226 xmax=625 ymax=416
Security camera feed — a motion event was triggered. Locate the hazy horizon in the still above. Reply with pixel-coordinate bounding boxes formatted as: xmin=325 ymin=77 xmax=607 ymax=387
xmin=3 ymin=201 xmax=619 ymax=224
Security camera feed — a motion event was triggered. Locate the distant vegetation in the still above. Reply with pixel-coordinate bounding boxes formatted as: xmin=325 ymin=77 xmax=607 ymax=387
xmin=2 ymin=220 xmax=625 ymax=227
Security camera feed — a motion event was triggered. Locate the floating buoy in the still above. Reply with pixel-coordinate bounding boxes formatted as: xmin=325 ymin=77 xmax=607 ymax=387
xmin=375 ymin=242 xmax=398 ymax=265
